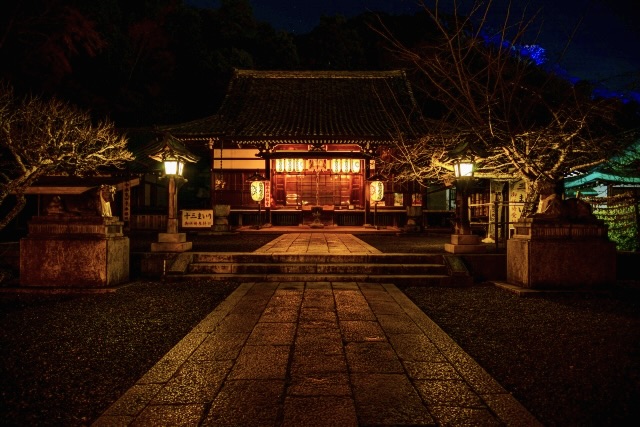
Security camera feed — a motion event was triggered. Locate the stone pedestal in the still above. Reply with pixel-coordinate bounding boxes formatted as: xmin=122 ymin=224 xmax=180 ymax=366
xmin=212 ymin=204 xmax=231 ymax=232
xmin=20 ymin=216 xmax=129 ymax=287
xmin=444 ymin=234 xmax=487 ymax=254
xmin=507 ymin=218 xmax=616 ymax=289
xmin=151 ymin=232 xmax=192 ymax=252
xmin=403 ymin=206 xmax=422 ymax=233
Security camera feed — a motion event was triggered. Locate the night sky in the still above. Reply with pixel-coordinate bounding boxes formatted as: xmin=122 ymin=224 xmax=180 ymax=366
xmin=188 ymin=0 xmax=639 ymax=90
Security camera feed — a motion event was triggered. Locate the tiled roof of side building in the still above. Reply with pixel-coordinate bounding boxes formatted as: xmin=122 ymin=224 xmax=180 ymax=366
xmin=162 ymin=69 xmax=426 ymax=143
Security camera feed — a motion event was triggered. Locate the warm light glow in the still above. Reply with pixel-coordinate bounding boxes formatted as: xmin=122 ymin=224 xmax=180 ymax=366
xmin=341 ymin=159 xmax=351 ymax=173
xmin=285 ymin=158 xmax=294 ymax=173
xmin=250 ymin=181 xmax=265 ymax=202
xmin=454 ymin=161 xmax=474 ymax=178
xmin=331 ymin=159 xmax=341 ymax=174
xmin=278 ymin=157 xmax=363 ymax=174
xmin=370 ymin=181 xmax=384 ymax=202
xmin=163 ymin=159 xmax=184 ymax=176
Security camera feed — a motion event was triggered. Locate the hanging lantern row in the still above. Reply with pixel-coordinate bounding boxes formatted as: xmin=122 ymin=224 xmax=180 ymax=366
xmin=274 ymin=158 xmax=304 ymax=173
xmin=275 ymin=158 xmax=361 ymax=173
xmin=331 ymin=159 xmax=362 ymax=174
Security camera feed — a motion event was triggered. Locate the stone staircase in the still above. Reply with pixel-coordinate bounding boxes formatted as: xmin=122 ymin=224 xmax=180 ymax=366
xmin=164 ymin=252 xmax=473 ymax=286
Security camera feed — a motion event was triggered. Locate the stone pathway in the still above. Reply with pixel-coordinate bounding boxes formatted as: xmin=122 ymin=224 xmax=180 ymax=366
xmin=94 ymin=281 xmax=539 ymax=426
xmin=92 ymin=234 xmax=540 ymax=426
xmin=253 ymin=233 xmax=382 ymax=254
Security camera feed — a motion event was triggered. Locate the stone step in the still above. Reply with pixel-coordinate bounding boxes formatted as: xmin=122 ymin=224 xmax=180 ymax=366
xmin=171 ymin=272 xmax=452 ymax=286
xmin=192 ymin=252 xmax=444 ymax=264
xmin=188 ymin=262 xmax=447 ymax=275
xmin=162 ymin=251 xmax=472 ymax=287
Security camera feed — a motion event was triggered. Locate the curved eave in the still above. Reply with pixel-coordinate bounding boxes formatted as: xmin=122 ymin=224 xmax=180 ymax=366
xmin=564 ymin=171 xmax=640 ymax=189
xmin=232 ymin=136 xmax=399 ymax=145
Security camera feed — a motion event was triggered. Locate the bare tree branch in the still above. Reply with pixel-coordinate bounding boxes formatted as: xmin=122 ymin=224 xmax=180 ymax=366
xmin=0 ymin=82 xmax=134 ymax=230
xmin=373 ymin=0 xmax=639 ymax=215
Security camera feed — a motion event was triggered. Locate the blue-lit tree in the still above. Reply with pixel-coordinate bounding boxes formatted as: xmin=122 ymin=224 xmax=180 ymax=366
xmin=375 ymin=0 xmax=639 ymax=216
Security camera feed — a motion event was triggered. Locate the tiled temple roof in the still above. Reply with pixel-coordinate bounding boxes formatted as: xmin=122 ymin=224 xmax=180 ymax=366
xmin=163 ymin=70 xmax=425 ymax=144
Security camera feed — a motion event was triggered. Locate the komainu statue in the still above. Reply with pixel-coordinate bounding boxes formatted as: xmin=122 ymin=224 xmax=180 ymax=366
xmin=96 ymin=185 xmax=115 ymax=217
xmin=45 ymin=185 xmax=116 ymax=217
xmin=532 ymin=193 xmax=599 ymax=223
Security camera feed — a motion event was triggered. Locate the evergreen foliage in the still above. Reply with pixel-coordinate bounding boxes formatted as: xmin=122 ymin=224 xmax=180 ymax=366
xmin=586 ymin=192 xmax=640 ymax=251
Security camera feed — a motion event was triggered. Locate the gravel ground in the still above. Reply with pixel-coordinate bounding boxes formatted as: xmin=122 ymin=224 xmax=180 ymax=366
xmin=404 ymin=284 xmax=640 ymax=426
xmin=359 ymin=233 xmax=640 ymax=426
xmin=0 ymin=280 xmax=239 ymax=427
xmin=1 ymin=232 xmax=639 ymax=426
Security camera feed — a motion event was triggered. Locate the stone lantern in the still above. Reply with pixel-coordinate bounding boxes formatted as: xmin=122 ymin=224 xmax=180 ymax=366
xmin=148 ymin=133 xmax=199 ymax=252
xmin=444 ymin=143 xmax=486 ymax=253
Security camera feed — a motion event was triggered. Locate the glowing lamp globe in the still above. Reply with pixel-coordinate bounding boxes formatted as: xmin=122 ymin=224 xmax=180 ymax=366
xmin=453 ymin=159 xmax=474 ymax=179
xmin=250 ymin=180 xmax=265 ymax=202
xmin=163 ymin=160 xmax=184 ymax=176
xmin=370 ymin=181 xmax=384 ymax=202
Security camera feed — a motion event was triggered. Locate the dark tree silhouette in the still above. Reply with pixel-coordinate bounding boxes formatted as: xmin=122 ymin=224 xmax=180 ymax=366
xmin=374 ymin=0 xmax=640 ymax=214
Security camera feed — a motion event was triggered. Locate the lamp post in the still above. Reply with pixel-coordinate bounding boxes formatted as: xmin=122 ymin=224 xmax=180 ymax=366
xmin=367 ymin=173 xmax=386 ymax=230
xmin=444 ymin=151 xmax=486 ymax=253
xmin=452 ymin=157 xmax=475 ymax=236
xmin=149 ymin=133 xmax=198 ymax=252
xmin=163 ymin=153 xmax=183 ymax=235
xmin=247 ymin=171 xmax=266 ymax=229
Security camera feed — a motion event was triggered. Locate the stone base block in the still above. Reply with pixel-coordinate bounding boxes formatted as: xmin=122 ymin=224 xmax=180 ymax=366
xmin=507 ymin=238 xmax=616 ymax=289
xmin=151 ymin=232 xmax=192 ymax=252
xmin=444 ymin=234 xmax=487 ymax=254
xmin=444 ymin=243 xmax=487 ymax=254
xmin=157 ymin=232 xmax=187 ymax=243
xmin=151 ymin=241 xmax=192 ymax=253
xmin=20 ymin=236 xmax=129 ymax=287
xmin=450 ymin=234 xmax=481 ymax=245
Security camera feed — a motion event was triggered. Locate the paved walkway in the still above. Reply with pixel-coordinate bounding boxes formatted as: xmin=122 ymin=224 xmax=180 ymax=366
xmin=254 ymin=233 xmax=382 ymax=254
xmin=93 ymin=235 xmax=540 ymax=427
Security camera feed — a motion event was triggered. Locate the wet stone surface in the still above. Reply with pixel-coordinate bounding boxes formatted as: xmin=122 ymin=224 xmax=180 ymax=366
xmin=93 ymin=282 xmax=534 ymax=426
